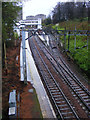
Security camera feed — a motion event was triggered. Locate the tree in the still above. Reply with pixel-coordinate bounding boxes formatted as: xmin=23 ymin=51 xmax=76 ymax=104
xmin=43 ymin=15 xmax=52 ymax=25
xmin=64 ymin=2 xmax=75 ymax=20
xmin=51 ymin=2 xmax=89 ymax=24
xmin=52 ymin=2 xmax=61 ymax=24
xmin=2 ymin=2 xmax=22 ymax=68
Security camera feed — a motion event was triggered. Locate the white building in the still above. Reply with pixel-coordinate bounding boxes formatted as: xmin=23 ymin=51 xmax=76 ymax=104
xmin=19 ymin=18 xmax=42 ymax=29
xmin=19 ymin=14 xmax=46 ymax=30
xmin=26 ymin=14 xmax=46 ymax=21
xmin=35 ymin=14 xmax=46 ymax=20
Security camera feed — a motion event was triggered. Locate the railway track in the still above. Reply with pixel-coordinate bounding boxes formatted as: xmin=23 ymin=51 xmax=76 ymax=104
xmin=36 ymin=35 xmax=90 ymax=110
xmin=28 ymin=34 xmax=90 ymax=119
xmin=36 ymin=35 xmax=90 ymax=116
xmin=28 ymin=36 xmax=79 ymax=119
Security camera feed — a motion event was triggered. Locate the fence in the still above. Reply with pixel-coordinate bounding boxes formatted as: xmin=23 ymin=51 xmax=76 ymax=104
xmin=44 ymin=27 xmax=90 ymax=71
xmin=51 ymin=28 xmax=90 ymax=52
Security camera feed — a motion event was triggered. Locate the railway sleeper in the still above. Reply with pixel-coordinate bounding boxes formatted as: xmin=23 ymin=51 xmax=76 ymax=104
xmin=71 ymin=85 xmax=79 ymax=88
xmin=56 ymin=101 xmax=66 ymax=104
xmin=60 ymin=108 xmax=70 ymax=111
xmin=75 ymin=88 xmax=82 ymax=91
xmin=53 ymin=95 xmax=62 ymax=97
xmin=84 ymin=99 xmax=90 ymax=102
xmin=64 ymin=115 xmax=75 ymax=119
xmin=48 ymin=85 xmax=56 ymax=88
xmin=77 ymin=91 xmax=85 ymax=94
xmin=58 ymin=104 xmax=68 ymax=107
xmin=61 ymin=111 xmax=73 ymax=115
xmin=82 ymin=96 xmax=89 ymax=99
xmin=87 ymin=103 xmax=90 ymax=105
xmin=80 ymin=93 xmax=87 ymax=96
xmin=55 ymin=98 xmax=64 ymax=100
xmin=49 ymin=87 xmax=58 ymax=90
xmin=50 ymin=89 xmax=59 ymax=92
xmin=52 ymin=92 xmax=61 ymax=95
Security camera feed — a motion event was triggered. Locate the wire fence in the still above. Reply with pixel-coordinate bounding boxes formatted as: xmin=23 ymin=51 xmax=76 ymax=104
xmin=44 ymin=27 xmax=90 ymax=71
xmin=44 ymin=28 xmax=89 ymax=57
xmin=51 ymin=29 xmax=89 ymax=50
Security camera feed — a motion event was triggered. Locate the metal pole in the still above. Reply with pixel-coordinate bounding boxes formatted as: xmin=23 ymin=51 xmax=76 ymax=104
xmin=74 ymin=26 xmax=76 ymax=50
xmin=64 ymin=27 xmax=66 ymax=51
xmin=68 ymin=31 xmax=70 ymax=51
xmin=22 ymin=29 xmax=27 ymax=85
xmin=87 ymin=31 xmax=88 ymax=50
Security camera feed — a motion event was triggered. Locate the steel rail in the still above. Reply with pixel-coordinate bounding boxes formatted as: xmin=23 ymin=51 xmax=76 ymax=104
xmin=37 ymin=35 xmax=89 ymax=95
xmin=43 ymin=42 xmax=90 ymax=96
xmin=35 ymin=35 xmax=90 ymax=113
xmin=29 ymin=38 xmax=64 ymax=119
xmin=28 ymin=36 xmax=79 ymax=119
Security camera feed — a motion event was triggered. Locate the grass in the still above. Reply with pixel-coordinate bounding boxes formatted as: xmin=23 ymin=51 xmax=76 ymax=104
xmin=58 ymin=19 xmax=89 ymax=30
xmin=51 ymin=19 xmax=89 ymax=77
xmin=52 ymin=24 xmax=64 ymax=31
xmin=60 ymin=34 xmax=88 ymax=71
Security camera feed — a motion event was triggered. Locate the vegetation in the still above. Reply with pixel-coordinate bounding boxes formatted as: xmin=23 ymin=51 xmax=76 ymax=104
xmin=58 ymin=20 xmax=89 ymax=30
xmin=2 ymin=2 xmax=22 ymax=68
xmin=52 ymin=21 xmax=89 ymax=77
xmin=52 ymin=2 xmax=89 ymax=24
xmin=42 ymin=2 xmax=89 ymax=77
xmin=43 ymin=2 xmax=89 ymax=26
xmin=42 ymin=15 xmax=52 ymax=25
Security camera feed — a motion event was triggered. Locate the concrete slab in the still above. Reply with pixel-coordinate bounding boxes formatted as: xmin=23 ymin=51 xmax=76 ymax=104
xmin=9 ymin=107 xmax=16 ymax=115
xmin=8 ymin=90 xmax=16 ymax=116
xmin=9 ymin=90 xmax=16 ymax=104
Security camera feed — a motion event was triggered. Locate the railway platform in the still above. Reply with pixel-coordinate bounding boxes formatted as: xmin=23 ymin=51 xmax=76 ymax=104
xmin=20 ymin=32 xmax=56 ymax=118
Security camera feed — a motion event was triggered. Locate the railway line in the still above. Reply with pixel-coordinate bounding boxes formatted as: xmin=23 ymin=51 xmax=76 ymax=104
xmin=36 ymin=35 xmax=90 ymax=111
xmin=28 ymin=33 xmax=90 ymax=119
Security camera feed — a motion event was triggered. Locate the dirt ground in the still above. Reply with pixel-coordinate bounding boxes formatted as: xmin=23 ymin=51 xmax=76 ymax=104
xmin=2 ymin=39 xmax=42 ymax=119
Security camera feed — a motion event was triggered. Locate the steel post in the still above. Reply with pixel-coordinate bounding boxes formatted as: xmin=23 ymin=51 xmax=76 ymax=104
xmin=22 ymin=30 xmax=27 ymax=84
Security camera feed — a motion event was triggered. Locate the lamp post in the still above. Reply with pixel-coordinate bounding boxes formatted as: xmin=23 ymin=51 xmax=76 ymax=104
xmin=22 ymin=24 xmax=27 ymax=84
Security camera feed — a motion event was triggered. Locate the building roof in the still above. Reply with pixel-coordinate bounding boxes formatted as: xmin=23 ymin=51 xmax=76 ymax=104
xmin=26 ymin=14 xmax=46 ymax=20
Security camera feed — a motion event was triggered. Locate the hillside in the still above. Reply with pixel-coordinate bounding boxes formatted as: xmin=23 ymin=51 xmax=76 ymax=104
xmin=51 ymin=19 xmax=89 ymax=79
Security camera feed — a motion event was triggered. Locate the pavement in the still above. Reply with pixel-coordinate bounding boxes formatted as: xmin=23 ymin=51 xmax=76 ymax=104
xmin=20 ymin=31 xmax=56 ymax=118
